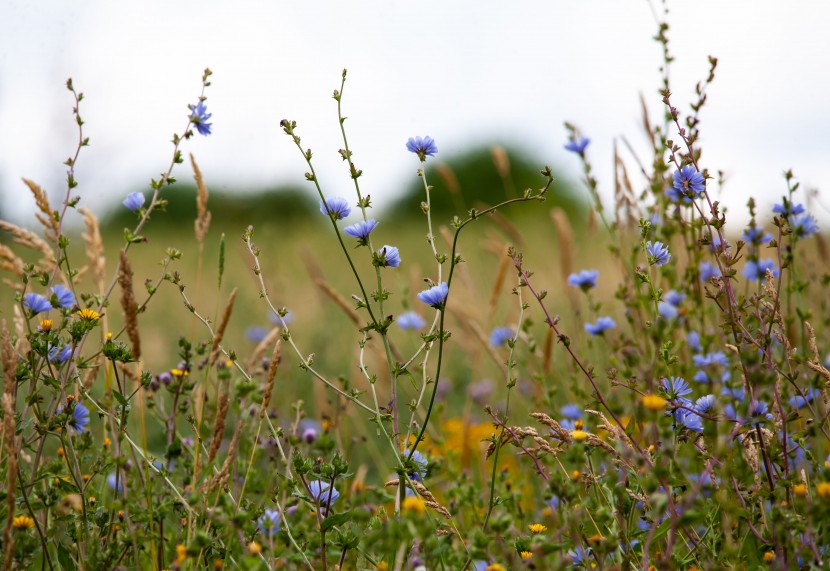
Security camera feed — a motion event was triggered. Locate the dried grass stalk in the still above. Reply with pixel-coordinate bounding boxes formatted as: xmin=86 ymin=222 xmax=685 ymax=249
xmin=23 ymin=178 xmax=59 ymax=243
xmin=0 ymin=220 xmax=55 ymax=272
xmin=209 ymin=288 xmax=238 ymax=367
xmin=191 ymin=153 xmax=212 ymax=245
xmin=491 ymin=146 xmax=510 ymax=179
xmin=2 ymin=393 xmax=18 ymax=569
xmin=411 ymin=480 xmax=452 ymax=518
xmin=0 ymin=244 xmax=24 ymax=279
xmin=488 ymin=246 xmax=510 ymax=315
xmin=206 ymin=390 xmax=230 ymax=469
xmin=80 ymin=207 xmax=106 ymax=293
xmin=207 ymin=418 xmax=244 ymax=493
xmin=2 ymin=320 xmax=14 ymax=400
xmin=259 ymin=339 xmax=282 ymax=420
xmin=118 ymin=251 xmax=141 ymax=360
xmin=315 ymin=279 xmax=361 ymax=326
xmin=550 ymin=208 xmax=573 ymax=285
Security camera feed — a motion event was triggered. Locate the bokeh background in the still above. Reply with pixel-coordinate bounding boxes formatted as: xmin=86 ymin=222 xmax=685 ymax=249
xmin=2 ymin=0 xmax=829 ymax=226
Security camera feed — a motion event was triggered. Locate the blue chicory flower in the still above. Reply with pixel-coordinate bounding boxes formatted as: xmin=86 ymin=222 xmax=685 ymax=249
xmin=403 ymin=449 xmax=428 ymax=481
xmin=664 ymin=290 xmax=685 ymax=307
xmin=258 ymin=509 xmax=281 ymax=535
xmin=743 ymin=259 xmax=779 ymax=281
xmin=51 ymin=284 xmax=76 ymax=309
xmin=406 ymin=136 xmax=438 ymax=160
xmin=560 ymin=404 xmax=583 ymax=420
xmin=343 ymin=218 xmax=377 ymax=244
xmin=397 ymin=311 xmax=426 ymax=331
xmin=694 ymin=394 xmax=716 ymax=413
xmin=245 ymin=326 xmax=269 ymax=342
xmin=772 ymin=201 xmax=805 ymax=217
xmin=568 ymin=546 xmax=592 ymax=567
xmin=646 ymin=241 xmax=671 ymax=266
xmin=122 ymin=192 xmax=145 ymax=211
xmin=687 ymin=330 xmax=701 ymax=352
xmin=49 ymin=344 xmax=73 ymax=364
xmin=319 ymin=197 xmax=351 ymax=220
xmin=790 ymin=212 xmax=819 ymax=239
xmin=677 ymin=409 xmax=704 ymax=433
xmin=658 ymin=301 xmax=678 ymax=320
xmin=24 ymin=292 xmax=53 ymax=315
xmin=663 ymin=377 xmax=692 ymax=400
xmin=489 ymin=327 xmax=514 ymax=347
xmin=742 ymin=226 xmax=774 ymax=245
xmin=307 ymin=480 xmax=340 ymax=507
xmin=190 ymin=101 xmax=212 ymax=136
xmin=567 ymin=269 xmax=599 ymax=290
xmin=669 ymin=165 xmax=705 ymax=202
xmin=789 ymin=388 xmax=820 ymax=409
xmin=699 ymin=261 xmax=721 ymax=282
xmin=69 ymin=402 xmax=90 ymax=433
xmin=417 ymin=282 xmax=449 ymax=309
xmin=585 ymin=316 xmax=616 ymax=336
xmin=107 ymin=472 xmax=124 ymax=492
xmin=564 ymin=136 xmax=590 ymax=154
xmin=377 ymin=245 xmax=401 ymax=268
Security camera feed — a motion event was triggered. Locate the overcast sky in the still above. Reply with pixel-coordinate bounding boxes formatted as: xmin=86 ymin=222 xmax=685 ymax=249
xmin=2 ymin=1 xmax=829 ymax=227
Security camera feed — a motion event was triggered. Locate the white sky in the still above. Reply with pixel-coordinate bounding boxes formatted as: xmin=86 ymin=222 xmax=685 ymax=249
xmin=2 ymin=1 xmax=829 ymax=227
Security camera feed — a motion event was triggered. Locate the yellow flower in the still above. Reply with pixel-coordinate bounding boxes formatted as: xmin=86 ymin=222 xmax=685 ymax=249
xmin=103 ymin=437 xmax=111 ymax=448
xmin=528 ymin=523 xmax=547 ymax=534
xmin=171 ymin=368 xmax=189 ymax=377
xmin=793 ymin=483 xmax=807 ymax=496
xmin=641 ymin=394 xmax=667 ymax=411
xmin=57 ymin=447 xmax=65 ymax=458
xmin=402 ymin=496 xmax=426 ymax=514
xmin=520 ymin=551 xmax=533 ymax=560
xmin=12 ymin=515 xmax=35 ymax=529
xmin=39 ymin=319 xmax=53 ymax=332
xmin=213 ymin=560 xmax=224 ymax=569
xmin=376 ymin=563 xmax=389 ymax=571
xmin=224 ymin=359 xmax=234 ymax=368
xmin=573 ymin=419 xmax=584 ymax=430
xmin=571 ymin=470 xmax=581 ymax=480
xmin=763 ymin=551 xmax=775 ymax=563
xmin=817 ymin=482 xmax=830 ymax=500
xmin=247 ymin=541 xmax=262 ymax=555
xmin=486 ymin=565 xmax=505 ymax=571
xmin=175 ymin=544 xmax=187 ymax=564
xmin=571 ymin=430 xmax=589 ymax=442
xmin=77 ymin=308 xmax=101 ymax=321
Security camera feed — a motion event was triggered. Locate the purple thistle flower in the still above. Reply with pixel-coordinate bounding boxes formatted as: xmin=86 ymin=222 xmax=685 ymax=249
xmin=343 ymin=218 xmax=377 ymax=244
xmin=376 ymin=245 xmax=401 ymax=268
xmin=417 ymin=282 xmax=448 ymax=309
xmin=122 ymin=192 xmax=145 ymax=211
xmin=190 ymin=101 xmax=212 ymax=136
xmin=24 ymin=292 xmax=53 ymax=315
xmin=406 ymin=136 xmax=438 ymax=161
xmin=585 ymin=316 xmax=616 ymax=336
xmin=646 ymin=241 xmax=671 ymax=266
xmin=319 ymin=196 xmax=351 ymax=220
xmin=567 ymin=269 xmax=599 ymax=290
xmin=397 ymin=311 xmax=426 ymax=331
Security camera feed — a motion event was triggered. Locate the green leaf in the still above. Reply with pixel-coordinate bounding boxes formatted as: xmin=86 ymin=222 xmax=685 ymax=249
xmin=321 ymin=510 xmax=352 ymax=532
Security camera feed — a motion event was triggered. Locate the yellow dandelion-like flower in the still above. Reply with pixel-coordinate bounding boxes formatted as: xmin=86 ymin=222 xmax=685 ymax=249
xmin=571 ymin=470 xmax=581 ymax=480
xmin=77 ymin=308 xmax=101 ymax=321
xmin=520 ymin=551 xmax=533 ymax=560
xmin=88 ymin=496 xmax=96 ymax=505
xmin=171 ymin=368 xmax=189 ymax=377
xmin=12 ymin=515 xmax=35 ymax=529
xmin=175 ymin=544 xmax=187 ymax=564
xmin=486 ymin=565 xmax=506 ymax=571
xmin=528 ymin=523 xmax=547 ymax=534
xmin=588 ymin=534 xmax=604 ymax=544
xmin=82 ymin=473 xmax=91 ymax=482
xmin=224 ymin=359 xmax=234 ymax=368
xmin=247 ymin=541 xmax=262 ymax=555
xmin=571 ymin=430 xmax=589 ymax=442
xmin=763 ymin=551 xmax=775 ymax=563
xmin=402 ymin=496 xmax=426 ymax=514
xmin=39 ymin=319 xmax=53 ymax=332
xmin=641 ymin=394 xmax=667 ymax=411
xmin=213 ymin=560 xmax=224 ymax=569
xmin=817 ymin=482 xmax=830 ymax=500
xmin=322 ymin=420 xmax=332 ymax=431
xmin=376 ymin=563 xmax=389 ymax=571
xmin=106 ymin=332 xmax=113 ymax=341
xmin=793 ymin=483 xmax=807 ymax=496
xmin=57 ymin=447 xmax=65 ymax=458
xmin=103 ymin=437 xmax=111 ymax=448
